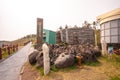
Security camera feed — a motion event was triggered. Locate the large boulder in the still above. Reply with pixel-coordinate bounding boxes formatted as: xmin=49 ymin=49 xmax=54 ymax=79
xmin=54 ymin=53 xmax=75 ymax=68
xmin=36 ymin=51 xmax=43 ymax=67
xmin=94 ymin=50 xmax=101 ymax=57
xmin=29 ymin=50 xmax=39 ymax=65
xmin=93 ymin=46 xmax=101 ymax=57
xmin=81 ymin=49 xmax=97 ymax=63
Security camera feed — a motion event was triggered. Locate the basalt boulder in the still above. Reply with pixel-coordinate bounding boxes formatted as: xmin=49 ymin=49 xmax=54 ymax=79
xmin=54 ymin=53 xmax=75 ymax=68
xmin=92 ymin=46 xmax=101 ymax=57
xmin=81 ymin=50 xmax=97 ymax=63
xmin=29 ymin=50 xmax=39 ymax=65
xmin=36 ymin=51 xmax=43 ymax=67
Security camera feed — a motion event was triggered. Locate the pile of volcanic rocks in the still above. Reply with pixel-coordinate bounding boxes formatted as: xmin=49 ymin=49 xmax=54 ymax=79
xmin=29 ymin=43 xmax=101 ymax=68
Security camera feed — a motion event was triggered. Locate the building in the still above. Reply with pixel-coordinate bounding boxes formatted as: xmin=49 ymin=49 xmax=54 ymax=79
xmin=97 ymin=8 xmax=120 ymax=47
xmin=56 ymin=27 xmax=95 ymax=45
xmin=43 ymin=29 xmax=56 ymax=44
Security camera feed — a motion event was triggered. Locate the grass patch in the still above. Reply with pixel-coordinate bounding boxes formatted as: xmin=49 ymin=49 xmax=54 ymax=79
xmin=110 ymin=76 xmax=120 ymax=80
xmin=51 ymin=65 xmax=78 ymax=72
xmin=60 ymin=65 xmax=78 ymax=72
xmin=99 ymin=55 xmax=120 ymax=78
xmin=2 ymin=50 xmax=15 ymax=59
xmin=2 ymin=52 xmax=8 ymax=58
xmin=35 ymin=67 xmax=44 ymax=76
xmin=51 ymin=65 xmax=59 ymax=72
xmin=112 ymin=54 xmax=120 ymax=63
xmin=65 ymin=65 xmax=77 ymax=70
xmin=101 ymin=54 xmax=120 ymax=66
xmin=34 ymin=64 xmax=78 ymax=76
xmin=84 ymin=61 xmax=101 ymax=66
xmin=31 ymin=64 xmax=44 ymax=76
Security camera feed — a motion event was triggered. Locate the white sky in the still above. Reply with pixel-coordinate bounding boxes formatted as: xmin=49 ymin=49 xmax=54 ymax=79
xmin=0 ymin=0 xmax=120 ymax=41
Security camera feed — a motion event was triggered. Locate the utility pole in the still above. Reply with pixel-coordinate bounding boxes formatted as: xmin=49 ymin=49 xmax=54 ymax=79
xmin=36 ymin=18 xmax=43 ymax=50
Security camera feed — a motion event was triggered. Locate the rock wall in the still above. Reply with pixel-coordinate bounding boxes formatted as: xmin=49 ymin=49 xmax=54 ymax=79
xmin=56 ymin=27 xmax=95 ymax=45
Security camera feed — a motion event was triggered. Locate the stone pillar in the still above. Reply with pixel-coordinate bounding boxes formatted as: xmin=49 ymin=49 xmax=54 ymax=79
xmin=95 ymin=30 xmax=97 ymax=46
xmin=66 ymin=28 xmax=69 ymax=43
xmin=60 ymin=29 xmax=63 ymax=42
xmin=101 ymin=40 xmax=107 ymax=56
xmin=42 ymin=43 xmax=50 ymax=75
xmin=37 ymin=18 xmax=43 ymax=49
xmin=73 ymin=32 xmax=78 ymax=44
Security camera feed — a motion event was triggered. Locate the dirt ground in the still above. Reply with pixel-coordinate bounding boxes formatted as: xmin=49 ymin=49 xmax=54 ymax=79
xmin=21 ymin=56 xmax=120 ymax=80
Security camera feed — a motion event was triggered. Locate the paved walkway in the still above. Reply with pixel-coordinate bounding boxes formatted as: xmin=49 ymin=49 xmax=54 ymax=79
xmin=0 ymin=42 xmax=34 ymax=80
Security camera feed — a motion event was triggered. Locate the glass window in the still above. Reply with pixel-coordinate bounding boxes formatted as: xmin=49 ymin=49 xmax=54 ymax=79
xmin=118 ymin=19 xmax=120 ymax=28
xmin=111 ymin=20 xmax=118 ymax=28
xmin=119 ymin=36 xmax=120 ymax=43
xmin=101 ymin=30 xmax=104 ymax=36
xmin=105 ymin=36 xmax=110 ymax=43
xmin=100 ymin=24 xmax=104 ymax=30
xmin=104 ymin=22 xmax=110 ymax=29
xmin=105 ymin=29 xmax=110 ymax=36
xmin=111 ymin=28 xmax=118 ymax=35
xmin=111 ymin=36 xmax=118 ymax=43
xmin=119 ymin=28 xmax=120 ymax=35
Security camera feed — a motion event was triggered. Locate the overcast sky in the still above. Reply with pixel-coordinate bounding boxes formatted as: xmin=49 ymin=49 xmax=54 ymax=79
xmin=0 ymin=0 xmax=120 ymax=41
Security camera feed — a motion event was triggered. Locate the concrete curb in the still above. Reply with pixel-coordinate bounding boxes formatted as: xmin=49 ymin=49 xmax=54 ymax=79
xmin=19 ymin=65 xmax=25 ymax=80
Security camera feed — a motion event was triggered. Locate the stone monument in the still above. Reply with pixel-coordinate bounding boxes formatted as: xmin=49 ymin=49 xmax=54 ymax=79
xmin=42 ymin=43 xmax=50 ymax=75
xmin=37 ymin=18 xmax=43 ymax=49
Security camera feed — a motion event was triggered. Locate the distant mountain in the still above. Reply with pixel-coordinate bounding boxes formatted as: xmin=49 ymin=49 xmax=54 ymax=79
xmin=0 ymin=34 xmax=36 ymax=47
xmin=11 ymin=34 xmax=36 ymax=46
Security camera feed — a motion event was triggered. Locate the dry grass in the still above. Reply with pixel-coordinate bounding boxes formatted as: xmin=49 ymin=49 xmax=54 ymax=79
xmin=98 ymin=54 xmax=120 ymax=79
xmin=22 ymin=54 xmax=120 ymax=80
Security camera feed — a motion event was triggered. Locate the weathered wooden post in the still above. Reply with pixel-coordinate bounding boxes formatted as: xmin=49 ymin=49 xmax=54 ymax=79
xmin=13 ymin=45 xmax=15 ymax=52
xmin=7 ymin=46 xmax=10 ymax=55
xmin=16 ymin=44 xmax=18 ymax=51
xmin=36 ymin=18 xmax=43 ymax=50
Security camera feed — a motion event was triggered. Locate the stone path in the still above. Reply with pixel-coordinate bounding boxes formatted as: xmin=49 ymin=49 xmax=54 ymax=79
xmin=0 ymin=42 xmax=34 ymax=80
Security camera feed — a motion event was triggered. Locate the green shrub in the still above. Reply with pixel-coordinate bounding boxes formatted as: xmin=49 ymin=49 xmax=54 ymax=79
xmin=84 ymin=61 xmax=101 ymax=66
